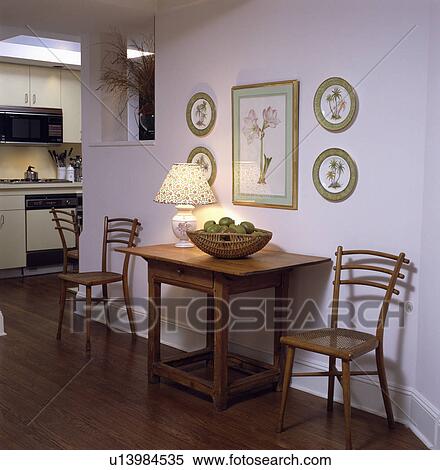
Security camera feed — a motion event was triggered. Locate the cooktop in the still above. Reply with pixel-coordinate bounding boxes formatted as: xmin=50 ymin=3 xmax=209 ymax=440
xmin=0 ymin=179 xmax=72 ymax=184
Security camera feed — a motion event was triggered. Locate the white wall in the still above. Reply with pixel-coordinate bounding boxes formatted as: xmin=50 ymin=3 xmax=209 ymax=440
xmin=79 ymin=0 xmax=439 ymax=447
xmin=418 ymin=0 xmax=440 ymax=411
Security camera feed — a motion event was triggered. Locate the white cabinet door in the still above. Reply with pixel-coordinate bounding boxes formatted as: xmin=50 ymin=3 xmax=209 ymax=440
xmin=0 ymin=210 xmax=26 ymax=269
xmin=0 ymin=63 xmax=30 ymax=106
xmin=29 ymin=66 xmax=61 ymax=108
xmin=26 ymin=209 xmax=75 ymax=252
xmin=61 ymin=70 xmax=81 ymax=142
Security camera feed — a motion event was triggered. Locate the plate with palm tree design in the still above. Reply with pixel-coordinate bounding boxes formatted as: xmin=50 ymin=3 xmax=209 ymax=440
xmin=314 ymin=77 xmax=358 ymax=132
xmin=313 ymin=148 xmax=357 ymax=201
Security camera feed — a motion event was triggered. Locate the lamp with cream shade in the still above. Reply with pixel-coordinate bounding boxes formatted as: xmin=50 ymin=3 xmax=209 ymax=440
xmin=154 ymin=163 xmax=216 ymax=247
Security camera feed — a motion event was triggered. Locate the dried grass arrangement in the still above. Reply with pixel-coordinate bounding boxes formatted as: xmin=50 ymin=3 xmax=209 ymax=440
xmin=99 ymin=32 xmax=155 ymax=119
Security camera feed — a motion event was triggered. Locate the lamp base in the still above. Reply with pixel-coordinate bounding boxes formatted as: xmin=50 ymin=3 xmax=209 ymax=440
xmin=175 ymin=239 xmax=194 ymax=248
xmin=172 ymin=205 xmax=196 ymax=248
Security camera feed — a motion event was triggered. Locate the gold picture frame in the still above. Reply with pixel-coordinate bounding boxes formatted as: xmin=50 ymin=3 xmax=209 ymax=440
xmin=232 ymin=80 xmax=299 ymax=210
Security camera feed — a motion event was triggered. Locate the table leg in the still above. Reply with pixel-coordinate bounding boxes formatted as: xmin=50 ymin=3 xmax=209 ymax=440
xmin=148 ymin=273 xmax=161 ymax=384
xmin=206 ymin=294 xmax=214 ymax=350
xmin=206 ymin=294 xmax=214 ymax=368
xmin=274 ymin=271 xmax=290 ymax=391
xmin=213 ymin=274 xmax=229 ymax=410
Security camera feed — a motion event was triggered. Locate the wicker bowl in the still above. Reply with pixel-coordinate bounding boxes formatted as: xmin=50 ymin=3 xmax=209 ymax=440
xmin=187 ymin=229 xmax=272 ymax=259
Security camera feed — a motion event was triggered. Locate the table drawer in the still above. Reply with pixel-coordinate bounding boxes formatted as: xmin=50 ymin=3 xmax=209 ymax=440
xmin=150 ymin=261 xmax=213 ymax=289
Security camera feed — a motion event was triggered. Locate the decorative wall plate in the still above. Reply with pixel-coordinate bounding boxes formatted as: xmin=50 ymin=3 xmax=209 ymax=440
xmin=312 ymin=148 xmax=357 ymax=201
xmin=187 ymin=146 xmax=217 ymax=186
xmin=186 ymin=92 xmax=216 ymax=136
xmin=314 ymin=77 xmax=358 ymax=132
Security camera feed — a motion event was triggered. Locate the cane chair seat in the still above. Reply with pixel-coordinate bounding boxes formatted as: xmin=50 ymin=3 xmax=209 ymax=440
xmin=67 ymin=249 xmax=79 ymax=260
xmin=281 ymin=328 xmax=379 ymax=360
xmin=59 ymin=271 xmax=123 ymax=287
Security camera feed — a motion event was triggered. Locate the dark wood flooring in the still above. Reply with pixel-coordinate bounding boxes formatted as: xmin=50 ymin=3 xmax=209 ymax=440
xmin=0 ymin=274 xmax=425 ymax=450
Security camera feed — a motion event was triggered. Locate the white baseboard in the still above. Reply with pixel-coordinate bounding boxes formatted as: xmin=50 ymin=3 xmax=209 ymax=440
xmin=0 ymin=309 xmax=6 ymax=336
xmin=75 ymin=295 xmax=439 ymax=449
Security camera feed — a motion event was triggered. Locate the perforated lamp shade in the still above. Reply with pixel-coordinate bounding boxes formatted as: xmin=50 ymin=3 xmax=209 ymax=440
xmin=154 ymin=163 xmax=216 ymax=206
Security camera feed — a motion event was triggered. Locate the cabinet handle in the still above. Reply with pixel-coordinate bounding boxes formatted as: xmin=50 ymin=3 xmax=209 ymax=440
xmin=25 ymin=93 xmax=29 ymax=104
xmin=176 ymin=268 xmax=184 ymax=275
xmin=0 ymin=214 xmax=4 ymax=229
xmin=32 ymin=94 xmax=36 ymax=105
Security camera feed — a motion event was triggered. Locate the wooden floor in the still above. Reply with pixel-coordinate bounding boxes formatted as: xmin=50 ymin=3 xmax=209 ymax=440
xmin=0 ymin=274 xmax=425 ymax=450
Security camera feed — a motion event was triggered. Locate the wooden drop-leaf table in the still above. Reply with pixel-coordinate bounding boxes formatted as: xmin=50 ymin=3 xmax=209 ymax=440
xmin=118 ymin=244 xmax=330 ymax=410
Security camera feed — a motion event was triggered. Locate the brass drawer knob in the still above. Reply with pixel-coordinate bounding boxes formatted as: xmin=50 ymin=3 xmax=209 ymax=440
xmin=176 ymin=268 xmax=184 ymax=275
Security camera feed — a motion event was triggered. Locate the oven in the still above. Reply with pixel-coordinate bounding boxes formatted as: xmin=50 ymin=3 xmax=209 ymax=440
xmin=25 ymin=193 xmax=81 ymax=267
xmin=0 ymin=106 xmax=63 ymax=144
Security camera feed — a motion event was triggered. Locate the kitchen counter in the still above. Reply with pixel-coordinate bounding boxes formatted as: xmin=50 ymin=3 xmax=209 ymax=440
xmin=0 ymin=182 xmax=82 ymax=273
xmin=0 ymin=182 xmax=82 ymax=195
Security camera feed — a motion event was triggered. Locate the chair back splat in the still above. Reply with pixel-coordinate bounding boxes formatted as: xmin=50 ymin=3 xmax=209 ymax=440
xmin=50 ymin=208 xmax=81 ymax=273
xmin=101 ymin=217 xmax=141 ymax=276
xmin=331 ymin=247 xmax=409 ymax=342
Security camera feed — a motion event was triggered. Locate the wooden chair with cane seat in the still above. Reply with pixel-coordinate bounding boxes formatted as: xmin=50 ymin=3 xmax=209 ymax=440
xmin=51 ymin=208 xmax=81 ymax=273
xmin=56 ymin=216 xmax=141 ymax=352
xmin=277 ymin=247 xmax=409 ymax=449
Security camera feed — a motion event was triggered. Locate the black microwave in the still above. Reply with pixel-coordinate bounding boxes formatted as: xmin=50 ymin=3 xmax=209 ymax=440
xmin=0 ymin=106 xmax=63 ymax=144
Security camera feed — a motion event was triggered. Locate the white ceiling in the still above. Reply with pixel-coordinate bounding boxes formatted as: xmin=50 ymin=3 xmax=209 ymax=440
xmin=0 ymin=0 xmax=208 ymax=39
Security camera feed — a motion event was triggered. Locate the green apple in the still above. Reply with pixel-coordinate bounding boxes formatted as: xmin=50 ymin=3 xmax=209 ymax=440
xmin=206 ymin=224 xmax=223 ymax=233
xmin=219 ymin=217 xmax=235 ymax=226
xmin=204 ymin=220 xmax=216 ymax=231
xmin=240 ymin=221 xmax=255 ymax=234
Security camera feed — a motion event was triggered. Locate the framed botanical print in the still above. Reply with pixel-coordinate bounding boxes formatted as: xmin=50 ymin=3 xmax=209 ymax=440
xmin=314 ymin=77 xmax=358 ymax=132
xmin=187 ymin=146 xmax=217 ymax=186
xmin=232 ymin=80 xmax=299 ymax=210
xmin=186 ymin=92 xmax=216 ymax=136
xmin=312 ymin=148 xmax=358 ymax=201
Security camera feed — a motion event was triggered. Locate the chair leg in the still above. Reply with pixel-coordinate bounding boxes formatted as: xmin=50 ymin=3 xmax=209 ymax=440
xmin=376 ymin=345 xmax=395 ymax=428
xmin=102 ymin=284 xmax=111 ymax=327
xmin=327 ymin=356 xmax=336 ymax=411
xmin=342 ymin=359 xmax=352 ymax=450
xmin=62 ymin=253 xmax=68 ymax=274
xmin=122 ymin=277 xmax=136 ymax=335
xmin=57 ymin=280 xmax=67 ymax=340
xmin=85 ymin=286 xmax=92 ymax=353
xmin=277 ymin=346 xmax=295 ymax=433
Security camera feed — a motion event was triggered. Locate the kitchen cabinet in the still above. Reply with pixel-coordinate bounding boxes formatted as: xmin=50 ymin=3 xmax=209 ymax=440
xmin=0 ymin=210 xmax=26 ymax=269
xmin=0 ymin=63 xmax=30 ymax=106
xmin=61 ymin=70 xmax=81 ymax=142
xmin=0 ymin=63 xmax=61 ymax=108
xmin=29 ymin=66 xmax=61 ymax=108
xmin=0 ymin=196 xmax=26 ymax=270
xmin=0 ymin=63 xmax=81 ymax=142
xmin=0 ymin=189 xmax=82 ymax=272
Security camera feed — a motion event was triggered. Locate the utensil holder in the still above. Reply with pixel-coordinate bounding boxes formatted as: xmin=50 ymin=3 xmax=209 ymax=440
xmin=57 ymin=167 xmax=66 ymax=180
